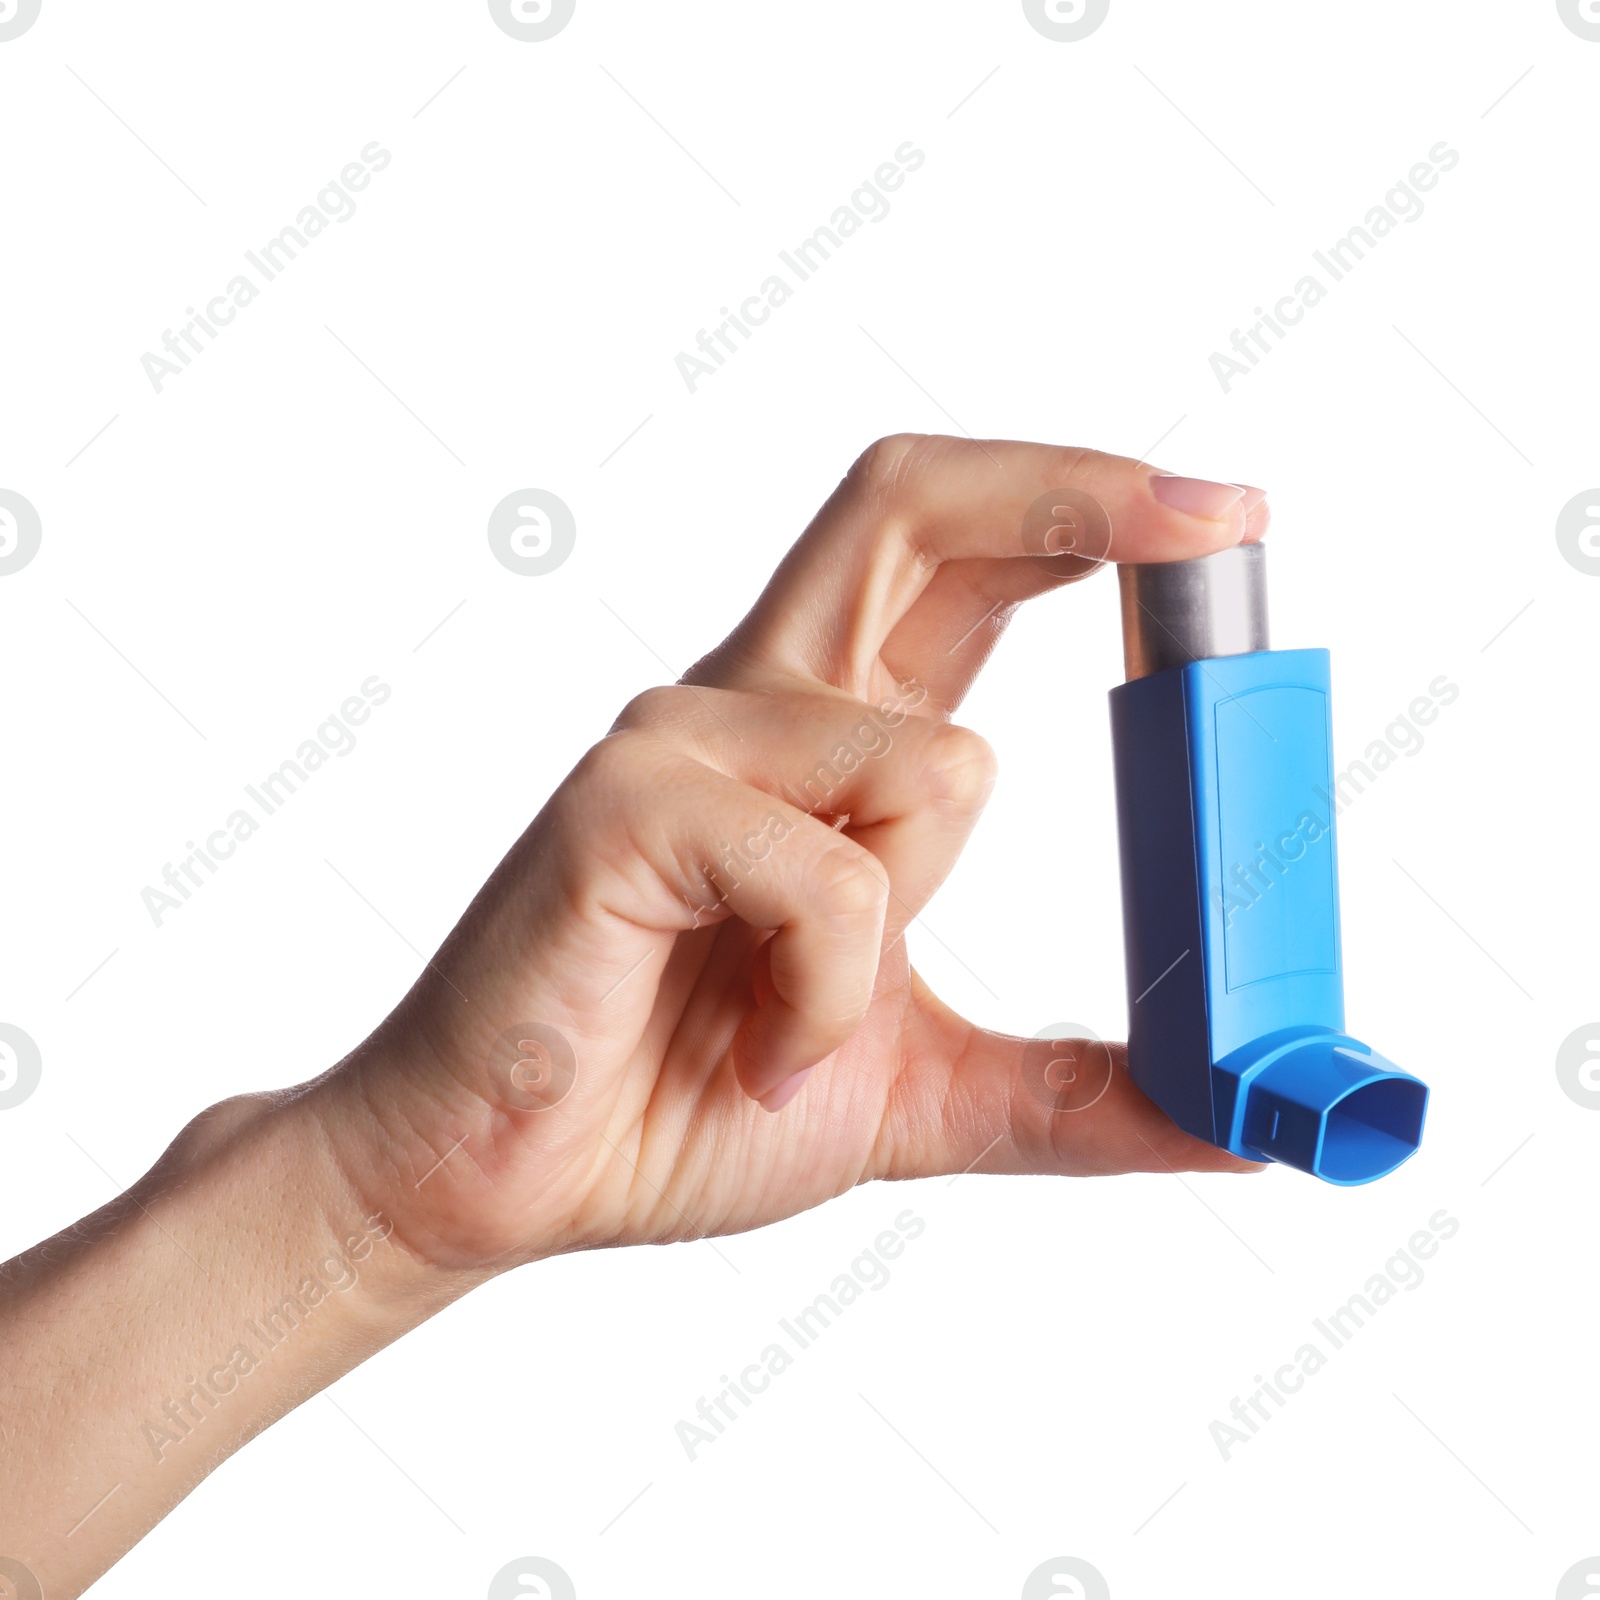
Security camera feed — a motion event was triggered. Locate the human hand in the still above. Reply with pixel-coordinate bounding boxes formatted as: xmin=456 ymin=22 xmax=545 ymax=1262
xmin=316 ymin=435 xmax=1268 ymax=1278
xmin=1 ymin=437 xmax=1271 ymax=1595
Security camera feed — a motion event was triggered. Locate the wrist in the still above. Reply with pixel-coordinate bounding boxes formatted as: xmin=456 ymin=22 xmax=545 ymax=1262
xmin=227 ymin=1077 xmax=491 ymax=1328
xmin=303 ymin=1017 xmax=585 ymax=1276
xmin=1 ymin=1082 xmax=483 ymax=1593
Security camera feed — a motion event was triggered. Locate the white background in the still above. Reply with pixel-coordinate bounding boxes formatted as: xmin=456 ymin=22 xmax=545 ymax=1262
xmin=2 ymin=2 xmax=1596 ymax=1596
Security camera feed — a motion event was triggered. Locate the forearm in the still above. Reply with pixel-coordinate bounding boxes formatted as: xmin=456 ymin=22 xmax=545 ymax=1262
xmin=0 ymin=1081 xmax=474 ymax=1597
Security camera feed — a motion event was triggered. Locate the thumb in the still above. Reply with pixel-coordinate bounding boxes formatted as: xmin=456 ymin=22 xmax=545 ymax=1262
xmin=872 ymin=979 xmax=1265 ymax=1181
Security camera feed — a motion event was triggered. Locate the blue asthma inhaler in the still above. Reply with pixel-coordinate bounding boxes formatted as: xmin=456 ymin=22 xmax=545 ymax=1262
xmin=1108 ymin=542 xmax=1428 ymax=1184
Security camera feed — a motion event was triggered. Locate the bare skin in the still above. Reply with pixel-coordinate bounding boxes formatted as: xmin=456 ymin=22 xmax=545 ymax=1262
xmin=0 ymin=436 xmax=1266 ymax=1595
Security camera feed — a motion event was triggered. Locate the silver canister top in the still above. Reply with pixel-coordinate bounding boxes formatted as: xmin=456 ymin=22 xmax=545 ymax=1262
xmin=1118 ymin=542 xmax=1269 ymax=680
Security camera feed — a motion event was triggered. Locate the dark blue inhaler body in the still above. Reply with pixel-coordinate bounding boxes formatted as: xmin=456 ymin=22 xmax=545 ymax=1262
xmin=1109 ymin=543 xmax=1427 ymax=1184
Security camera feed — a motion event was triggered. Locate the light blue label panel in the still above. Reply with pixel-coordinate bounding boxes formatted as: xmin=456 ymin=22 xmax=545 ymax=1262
xmin=1214 ymin=685 xmax=1338 ymax=990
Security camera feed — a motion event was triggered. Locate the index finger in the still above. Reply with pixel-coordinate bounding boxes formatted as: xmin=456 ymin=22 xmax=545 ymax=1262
xmin=698 ymin=435 xmax=1267 ymax=706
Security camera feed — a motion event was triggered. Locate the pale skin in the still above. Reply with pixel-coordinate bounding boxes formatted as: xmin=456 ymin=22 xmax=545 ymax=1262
xmin=0 ymin=436 xmax=1268 ymax=1595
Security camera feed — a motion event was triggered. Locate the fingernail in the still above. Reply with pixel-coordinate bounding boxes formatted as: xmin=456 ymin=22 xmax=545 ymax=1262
xmin=1149 ymin=474 xmax=1247 ymax=520
xmin=758 ymin=1067 xmax=814 ymax=1112
xmin=1228 ymin=484 xmax=1271 ymax=543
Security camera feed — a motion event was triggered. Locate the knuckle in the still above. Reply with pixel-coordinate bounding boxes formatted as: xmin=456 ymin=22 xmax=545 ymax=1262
xmin=814 ymin=844 xmax=891 ymax=925
xmin=919 ymin=723 xmax=998 ymax=812
xmin=848 ymin=433 xmax=930 ymax=502
xmin=1047 ymin=443 xmax=1100 ymax=478
xmin=567 ymin=728 xmax=657 ymax=799
xmin=612 ymin=683 xmax=700 ymax=733
xmin=844 ymin=434 xmax=997 ymax=555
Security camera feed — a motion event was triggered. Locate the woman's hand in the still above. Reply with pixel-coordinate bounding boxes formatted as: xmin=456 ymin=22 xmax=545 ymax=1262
xmin=1 ymin=436 xmax=1270 ymax=1595
xmin=314 ymin=435 xmax=1268 ymax=1277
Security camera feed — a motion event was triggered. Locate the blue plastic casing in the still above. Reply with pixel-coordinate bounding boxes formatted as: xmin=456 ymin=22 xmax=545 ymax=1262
xmin=1108 ymin=647 xmax=1428 ymax=1185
